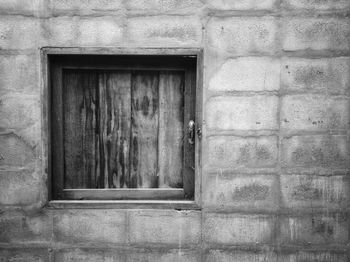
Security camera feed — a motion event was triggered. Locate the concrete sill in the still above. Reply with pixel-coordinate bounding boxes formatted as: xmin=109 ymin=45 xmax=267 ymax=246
xmin=46 ymin=200 xmax=201 ymax=210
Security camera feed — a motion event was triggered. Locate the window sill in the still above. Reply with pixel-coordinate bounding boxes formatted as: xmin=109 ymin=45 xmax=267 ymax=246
xmin=46 ymin=200 xmax=201 ymax=210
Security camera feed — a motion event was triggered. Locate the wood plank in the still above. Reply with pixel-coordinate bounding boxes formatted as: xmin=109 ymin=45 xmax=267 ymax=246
xmin=62 ymin=66 xmax=186 ymax=71
xmin=158 ymin=71 xmax=184 ymax=188
xmin=97 ymin=73 xmax=108 ymax=188
xmin=105 ymin=72 xmax=131 ymax=188
xmin=47 ymin=200 xmax=200 ymax=210
xmin=63 ymin=70 xmax=98 ymax=188
xmin=81 ymin=72 xmax=98 ymax=188
xmin=51 ymin=65 xmax=64 ymax=198
xmin=183 ymin=69 xmax=196 ymax=199
xmin=62 ymin=188 xmax=184 ymax=200
xmin=63 ymin=71 xmax=84 ymax=188
xmin=194 ymin=51 xmax=203 ymax=203
xmin=130 ymin=71 xmax=159 ymax=188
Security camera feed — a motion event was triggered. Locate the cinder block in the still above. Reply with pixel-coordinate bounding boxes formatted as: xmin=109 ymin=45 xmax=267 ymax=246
xmin=0 ymin=248 xmax=49 ymax=262
xmin=49 ymin=0 xmax=123 ymax=15
xmin=205 ymin=250 xmax=278 ymax=262
xmin=283 ymin=0 xmax=350 ymax=10
xmin=0 ymin=90 xmax=40 ymax=148
xmin=41 ymin=17 xmax=78 ymax=46
xmin=126 ymin=16 xmax=202 ymax=45
xmin=0 ymin=169 xmax=44 ymax=206
xmin=208 ymin=136 xmax=278 ymax=168
xmin=282 ymin=57 xmax=350 ymax=94
xmin=280 ymin=213 xmax=349 ymax=244
xmin=205 ymin=0 xmax=277 ymax=10
xmin=0 ymin=17 xmax=39 ymax=49
xmin=128 ymin=210 xmax=201 ymax=245
xmin=0 ymin=133 xmax=36 ymax=167
xmin=207 ymin=96 xmax=278 ymax=130
xmin=78 ymin=17 xmax=124 ymax=46
xmin=42 ymin=17 xmax=123 ymax=46
xmin=15 ymin=122 xmax=41 ymax=150
xmin=282 ymin=18 xmax=350 ymax=51
xmin=0 ymin=54 xmax=38 ymax=93
xmin=54 ymin=249 xmax=126 ymax=262
xmin=204 ymin=213 xmax=274 ymax=244
xmin=55 ymin=249 xmax=200 ymax=262
xmin=126 ymin=0 xmax=202 ymax=13
xmin=289 ymin=251 xmax=347 ymax=262
xmin=0 ymin=93 xmax=40 ymax=130
xmin=281 ymin=174 xmax=350 ymax=209
xmin=203 ymin=173 xmax=278 ymax=211
xmin=0 ymin=212 xmax=52 ymax=243
xmin=280 ymin=95 xmax=349 ymax=131
xmin=209 ymin=57 xmax=280 ymax=92
xmin=0 ymin=0 xmax=44 ymax=16
xmin=53 ymin=210 xmax=126 ymax=244
xmin=281 ymin=135 xmax=349 ymax=168
xmin=126 ymin=250 xmax=200 ymax=262
xmin=207 ymin=17 xmax=278 ymax=55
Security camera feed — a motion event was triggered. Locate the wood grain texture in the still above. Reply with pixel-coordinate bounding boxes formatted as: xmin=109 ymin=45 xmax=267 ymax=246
xmin=48 ymin=200 xmax=200 ymax=210
xmin=51 ymin=65 xmax=64 ymax=198
xmin=130 ymin=71 xmax=159 ymax=188
xmin=97 ymin=72 xmax=133 ymax=188
xmin=183 ymin=69 xmax=196 ymax=199
xmin=57 ymin=67 xmax=193 ymax=196
xmin=63 ymin=70 xmax=98 ymax=189
xmin=50 ymin=53 xmax=199 ymax=200
xmin=105 ymin=72 xmax=131 ymax=188
xmin=97 ymin=73 xmax=107 ymax=188
xmin=81 ymin=72 xmax=98 ymax=188
xmin=158 ymin=71 xmax=184 ymax=188
xmin=62 ymin=188 xmax=184 ymax=200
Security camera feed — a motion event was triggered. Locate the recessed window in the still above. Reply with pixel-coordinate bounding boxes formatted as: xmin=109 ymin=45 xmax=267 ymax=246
xmin=49 ymin=53 xmax=199 ymax=201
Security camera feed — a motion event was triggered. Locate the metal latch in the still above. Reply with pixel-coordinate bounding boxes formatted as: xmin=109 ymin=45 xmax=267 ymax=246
xmin=188 ymin=120 xmax=201 ymax=144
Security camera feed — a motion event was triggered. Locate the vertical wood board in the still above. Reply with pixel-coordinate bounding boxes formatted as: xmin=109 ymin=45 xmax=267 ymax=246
xmin=130 ymin=71 xmax=159 ymax=188
xmin=158 ymin=71 xmax=184 ymax=188
xmin=183 ymin=69 xmax=196 ymax=199
xmin=51 ymin=65 xmax=64 ymax=198
xmin=63 ymin=70 xmax=98 ymax=188
xmin=105 ymin=72 xmax=131 ymax=188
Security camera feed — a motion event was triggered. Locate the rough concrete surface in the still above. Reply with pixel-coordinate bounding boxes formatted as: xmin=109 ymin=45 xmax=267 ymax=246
xmin=0 ymin=0 xmax=349 ymax=261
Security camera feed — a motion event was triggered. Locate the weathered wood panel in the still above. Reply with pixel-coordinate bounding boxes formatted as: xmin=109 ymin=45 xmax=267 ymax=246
xmin=51 ymin=54 xmax=198 ymax=200
xmin=63 ymin=70 xmax=98 ymax=188
xmin=130 ymin=71 xmax=159 ymax=188
xmin=105 ymin=72 xmax=131 ymax=188
xmin=183 ymin=69 xmax=196 ymax=199
xmin=62 ymin=188 xmax=184 ymax=200
xmin=158 ymin=71 xmax=184 ymax=188
xmin=60 ymin=68 xmax=192 ymax=194
xmin=51 ymin=64 xmax=64 ymax=198
xmin=81 ymin=72 xmax=98 ymax=188
xmin=97 ymin=73 xmax=107 ymax=188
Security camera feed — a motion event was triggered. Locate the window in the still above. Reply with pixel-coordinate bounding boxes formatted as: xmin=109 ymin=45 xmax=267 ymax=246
xmin=46 ymin=49 xmax=201 ymax=204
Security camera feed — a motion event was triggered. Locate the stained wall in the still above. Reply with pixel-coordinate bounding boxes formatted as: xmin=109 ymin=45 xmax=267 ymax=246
xmin=0 ymin=0 xmax=350 ymax=261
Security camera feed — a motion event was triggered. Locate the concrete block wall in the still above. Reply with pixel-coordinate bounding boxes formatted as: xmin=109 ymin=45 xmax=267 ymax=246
xmin=0 ymin=0 xmax=349 ymax=261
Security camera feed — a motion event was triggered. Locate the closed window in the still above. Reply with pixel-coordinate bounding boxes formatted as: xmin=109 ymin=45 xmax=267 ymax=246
xmin=49 ymin=53 xmax=200 ymax=201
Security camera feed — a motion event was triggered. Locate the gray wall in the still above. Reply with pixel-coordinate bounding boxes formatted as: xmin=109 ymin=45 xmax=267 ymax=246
xmin=0 ymin=0 xmax=350 ymax=261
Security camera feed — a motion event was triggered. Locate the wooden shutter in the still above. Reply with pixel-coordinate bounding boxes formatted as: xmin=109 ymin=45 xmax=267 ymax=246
xmin=51 ymin=58 xmax=196 ymax=200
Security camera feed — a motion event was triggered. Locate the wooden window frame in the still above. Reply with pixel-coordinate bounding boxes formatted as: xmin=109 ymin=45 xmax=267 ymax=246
xmin=41 ymin=47 xmax=203 ymax=209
